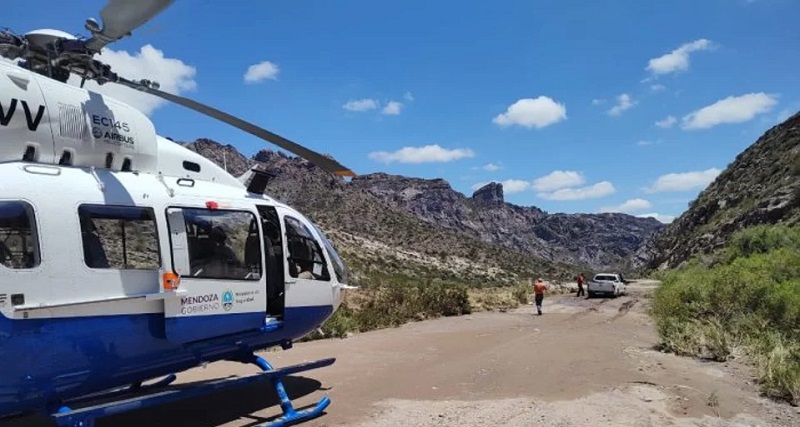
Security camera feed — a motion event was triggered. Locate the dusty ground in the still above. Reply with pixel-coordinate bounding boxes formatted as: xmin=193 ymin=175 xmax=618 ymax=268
xmin=6 ymin=280 xmax=799 ymax=427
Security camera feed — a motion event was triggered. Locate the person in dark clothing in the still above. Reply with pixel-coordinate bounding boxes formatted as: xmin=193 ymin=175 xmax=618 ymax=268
xmin=576 ymin=273 xmax=586 ymax=297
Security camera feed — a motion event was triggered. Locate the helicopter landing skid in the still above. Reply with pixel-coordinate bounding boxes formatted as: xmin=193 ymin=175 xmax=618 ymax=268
xmin=49 ymin=355 xmax=336 ymax=427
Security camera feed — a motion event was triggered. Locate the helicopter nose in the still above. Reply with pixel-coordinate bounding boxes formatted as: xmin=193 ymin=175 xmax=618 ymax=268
xmin=332 ymin=284 xmax=344 ymax=311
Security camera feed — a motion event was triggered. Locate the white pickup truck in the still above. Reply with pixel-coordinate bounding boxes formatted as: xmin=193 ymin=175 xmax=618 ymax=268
xmin=587 ymin=273 xmax=628 ymax=298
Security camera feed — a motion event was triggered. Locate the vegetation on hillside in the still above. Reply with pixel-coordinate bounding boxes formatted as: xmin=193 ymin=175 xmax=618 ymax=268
xmin=651 ymin=224 xmax=800 ymax=405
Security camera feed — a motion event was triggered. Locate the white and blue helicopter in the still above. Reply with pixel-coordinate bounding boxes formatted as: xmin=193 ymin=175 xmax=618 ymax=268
xmin=0 ymin=1 xmax=357 ymax=426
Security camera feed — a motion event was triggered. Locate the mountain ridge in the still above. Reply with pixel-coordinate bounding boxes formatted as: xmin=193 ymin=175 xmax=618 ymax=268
xmin=347 ymin=171 xmax=663 ymax=270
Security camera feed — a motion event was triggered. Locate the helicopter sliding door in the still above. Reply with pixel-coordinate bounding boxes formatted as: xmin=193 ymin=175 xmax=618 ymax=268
xmin=255 ymin=205 xmax=285 ymax=318
xmin=162 ymin=206 xmax=267 ymax=344
xmin=277 ymin=208 xmax=335 ymax=310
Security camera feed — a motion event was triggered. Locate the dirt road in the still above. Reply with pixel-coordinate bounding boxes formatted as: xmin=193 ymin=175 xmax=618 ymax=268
xmin=7 ymin=281 xmax=799 ymax=426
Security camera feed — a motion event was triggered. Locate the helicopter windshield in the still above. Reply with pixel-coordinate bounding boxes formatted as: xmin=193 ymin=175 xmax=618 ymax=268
xmin=312 ymin=223 xmax=348 ymax=284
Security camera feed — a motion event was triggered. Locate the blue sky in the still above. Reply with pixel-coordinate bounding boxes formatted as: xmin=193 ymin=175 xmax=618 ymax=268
xmin=8 ymin=0 xmax=800 ymax=222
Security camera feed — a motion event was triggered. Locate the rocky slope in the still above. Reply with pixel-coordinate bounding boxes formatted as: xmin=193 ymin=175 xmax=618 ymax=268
xmin=183 ymin=138 xmax=663 ymax=285
xmin=646 ymin=111 xmax=800 ymax=270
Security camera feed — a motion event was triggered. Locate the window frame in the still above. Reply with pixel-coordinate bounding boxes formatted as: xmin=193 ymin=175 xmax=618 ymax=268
xmin=165 ymin=206 xmax=263 ymax=282
xmin=77 ymin=204 xmax=163 ymax=271
xmin=0 ymin=199 xmax=42 ymax=270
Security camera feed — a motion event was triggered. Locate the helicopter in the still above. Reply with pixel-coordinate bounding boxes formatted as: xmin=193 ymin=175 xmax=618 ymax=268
xmin=0 ymin=1 xmax=358 ymax=426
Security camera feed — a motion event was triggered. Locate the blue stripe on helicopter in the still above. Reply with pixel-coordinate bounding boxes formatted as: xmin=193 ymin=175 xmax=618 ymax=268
xmin=0 ymin=305 xmax=333 ymax=417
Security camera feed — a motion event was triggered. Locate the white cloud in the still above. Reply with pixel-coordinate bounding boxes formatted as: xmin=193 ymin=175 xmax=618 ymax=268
xmin=637 ymin=213 xmax=676 ymax=224
xmin=592 ymin=98 xmax=606 ymax=106
xmin=382 ymin=101 xmax=403 ymax=115
xmin=484 ymin=163 xmax=501 ymax=172
xmin=404 ymin=92 xmax=414 ymax=101
xmin=645 ymin=168 xmax=721 ymax=193
xmin=650 ymin=84 xmax=666 ymax=93
xmin=368 ymin=144 xmax=475 ymax=164
xmin=532 ymin=170 xmax=585 ymax=192
xmin=600 ymin=198 xmax=653 ymax=214
xmin=681 ymin=92 xmax=778 ymax=129
xmin=493 ymin=96 xmax=567 ymax=129
xmin=244 ymin=61 xmax=279 ymax=83
xmin=343 ymin=98 xmax=379 ymax=112
xmin=637 ymin=140 xmax=656 ymax=146
xmin=501 ymin=179 xmax=531 ymax=194
xmin=67 ymin=44 xmax=196 ymax=116
xmin=472 ymin=163 xmax=502 ymax=172
xmin=646 ymin=39 xmax=713 ymax=76
xmin=656 ymin=115 xmax=677 ymax=128
xmin=538 ymin=182 xmax=616 ymax=201
xmin=607 ymin=93 xmax=637 ymax=116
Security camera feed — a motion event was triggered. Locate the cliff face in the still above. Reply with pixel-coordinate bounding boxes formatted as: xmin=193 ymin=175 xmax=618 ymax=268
xmin=472 ymin=182 xmax=504 ymax=206
xmin=647 ymin=111 xmax=800 ymax=270
xmin=348 ymin=172 xmax=662 ymax=271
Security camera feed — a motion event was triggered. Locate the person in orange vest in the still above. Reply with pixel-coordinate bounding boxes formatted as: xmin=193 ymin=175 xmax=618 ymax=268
xmin=533 ymin=278 xmax=547 ymax=315
xmin=576 ymin=273 xmax=586 ymax=298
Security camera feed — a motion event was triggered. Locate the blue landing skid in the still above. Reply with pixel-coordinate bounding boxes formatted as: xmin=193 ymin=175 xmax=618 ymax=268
xmin=49 ymin=356 xmax=335 ymax=427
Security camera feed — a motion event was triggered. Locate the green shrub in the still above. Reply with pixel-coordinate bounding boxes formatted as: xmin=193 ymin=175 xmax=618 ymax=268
xmin=652 ymin=225 xmax=800 ymax=405
xmin=315 ymin=281 xmax=473 ymax=339
xmin=513 ymin=287 xmax=529 ymax=304
xmin=318 ymin=302 xmax=359 ymax=338
xmin=722 ymin=224 xmax=800 ymax=262
xmin=755 ymin=333 xmax=800 ymax=404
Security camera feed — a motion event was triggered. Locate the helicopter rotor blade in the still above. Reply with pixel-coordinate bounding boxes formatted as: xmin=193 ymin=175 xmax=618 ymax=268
xmin=84 ymin=0 xmax=175 ymax=52
xmin=115 ymin=77 xmax=356 ymax=178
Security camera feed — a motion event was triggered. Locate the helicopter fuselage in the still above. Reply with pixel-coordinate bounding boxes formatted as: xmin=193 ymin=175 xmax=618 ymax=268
xmin=0 ymin=60 xmax=346 ymax=417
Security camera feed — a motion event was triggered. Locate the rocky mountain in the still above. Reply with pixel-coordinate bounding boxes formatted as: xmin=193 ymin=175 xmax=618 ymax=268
xmin=348 ymin=173 xmax=663 ymax=270
xmin=184 ymin=138 xmax=664 ymax=285
xmin=646 ymin=111 xmax=800 ymax=270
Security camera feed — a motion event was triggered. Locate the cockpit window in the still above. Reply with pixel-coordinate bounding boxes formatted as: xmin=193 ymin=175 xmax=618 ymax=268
xmin=284 ymin=216 xmax=330 ymax=281
xmin=0 ymin=201 xmax=40 ymax=269
xmin=313 ymin=223 xmax=348 ymax=284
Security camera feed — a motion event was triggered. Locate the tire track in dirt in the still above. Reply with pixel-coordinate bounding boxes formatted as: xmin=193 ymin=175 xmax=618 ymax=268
xmin=564 ymin=296 xmax=611 ymax=320
xmin=609 ymin=298 xmax=639 ymax=322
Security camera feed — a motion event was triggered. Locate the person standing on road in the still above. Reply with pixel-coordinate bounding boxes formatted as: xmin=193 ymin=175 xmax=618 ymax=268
xmin=533 ymin=278 xmax=547 ymax=315
xmin=576 ymin=273 xmax=585 ymax=298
